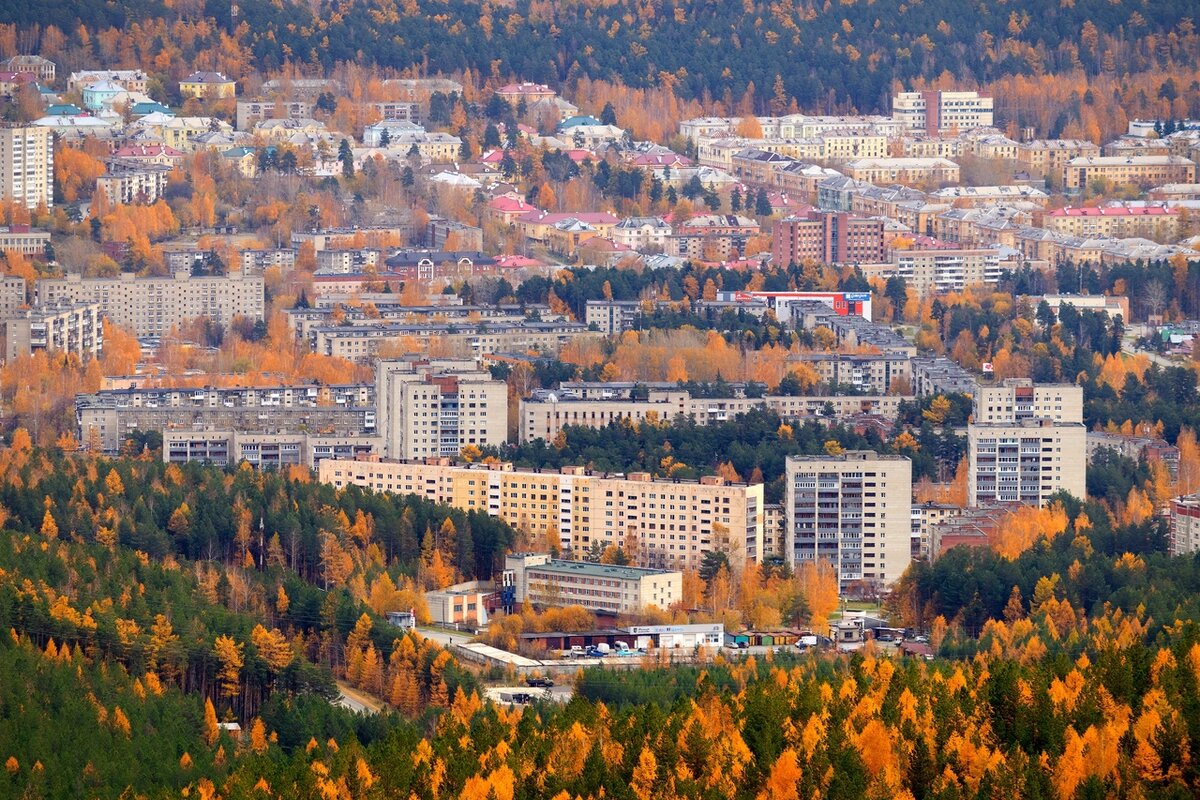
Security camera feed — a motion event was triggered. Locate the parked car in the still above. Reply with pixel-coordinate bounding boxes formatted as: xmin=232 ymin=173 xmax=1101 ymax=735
xmin=525 ymin=675 xmax=554 ymax=688
xmin=566 ymin=646 xmax=586 ymax=658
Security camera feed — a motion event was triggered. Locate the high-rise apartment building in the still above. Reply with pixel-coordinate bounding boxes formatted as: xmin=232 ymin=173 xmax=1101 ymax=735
xmin=318 ymin=458 xmax=764 ymax=572
xmin=973 ymin=379 xmax=1083 ymax=425
xmin=37 ymin=270 xmax=264 ymax=337
xmin=967 ymin=419 xmax=1087 ymax=506
xmin=784 ymin=450 xmax=912 ymax=589
xmin=771 ymin=211 xmax=885 ymax=266
xmin=0 ymin=301 xmax=102 ymax=363
xmin=892 ymin=91 xmax=994 ymax=134
xmin=967 ymin=379 xmax=1086 ymax=506
xmin=375 ymin=358 xmax=508 ymax=460
xmin=0 ymin=126 xmax=53 ymax=210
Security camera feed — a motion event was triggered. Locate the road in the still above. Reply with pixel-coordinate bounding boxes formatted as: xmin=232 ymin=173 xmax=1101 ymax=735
xmin=335 ymin=680 xmax=386 ymax=714
xmin=1121 ymin=326 xmax=1178 ymax=368
xmin=414 ymin=627 xmax=462 ymax=647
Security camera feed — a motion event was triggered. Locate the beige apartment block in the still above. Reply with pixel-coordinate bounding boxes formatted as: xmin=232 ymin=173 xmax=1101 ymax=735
xmin=0 ymin=301 xmax=102 ymax=363
xmin=504 ymin=553 xmax=682 ymax=614
xmin=319 ymin=458 xmax=764 ymax=573
xmin=973 ymin=379 xmax=1083 ymax=425
xmin=0 ymin=126 xmax=53 ymax=210
xmin=376 ymin=358 xmax=507 ymax=460
xmin=888 ymin=248 xmax=1002 ymax=295
xmin=37 ymin=270 xmax=264 ymax=337
xmin=967 ymin=419 xmax=1087 ymax=506
xmin=843 ymin=157 xmax=960 ymax=186
xmin=785 ymin=450 xmax=913 ymax=589
xmin=519 ymin=392 xmax=908 ymax=443
xmin=1063 ymin=156 xmax=1196 ymax=192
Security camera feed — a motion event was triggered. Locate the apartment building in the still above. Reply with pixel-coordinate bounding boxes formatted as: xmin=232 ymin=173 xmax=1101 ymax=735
xmin=0 ymin=226 xmax=49 ymax=256
xmin=179 ymin=71 xmax=236 ymax=100
xmin=319 ymin=458 xmax=764 ymax=572
xmin=312 ymin=320 xmax=598 ymax=361
xmin=504 ymin=553 xmax=682 ymax=614
xmin=1042 ymin=205 xmax=1179 ymax=242
xmin=967 ymin=419 xmax=1087 ymax=506
xmin=77 ymin=383 xmax=375 ymax=454
xmin=910 ymin=356 xmax=978 ymax=396
xmin=68 ymin=70 xmax=148 ymax=94
xmin=1063 ymin=156 xmax=1196 ymax=192
xmin=0 ymin=273 xmax=25 ymax=314
xmin=0 ymin=126 xmax=53 ymax=209
xmin=973 ymin=379 xmax=1083 ymax=425
xmin=887 ymin=248 xmax=1002 ymax=295
xmin=3 ymin=55 xmax=56 ymax=83
xmin=235 ymin=99 xmax=315 ymax=130
xmin=376 ymin=358 xmax=507 ymax=460
xmin=1169 ymin=495 xmax=1200 ymax=556
xmin=1031 ymin=294 xmax=1129 ymax=323
xmin=1015 ymin=139 xmax=1100 ymax=178
xmin=843 ymin=157 xmax=960 ymax=186
xmin=95 ymin=158 xmax=171 ymax=205
xmin=37 ymin=270 xmax=264 ymax=338
xmin=790 ymin=352 xmax=912 ymax=394
xmin=612 ymin=217 xmax=672 ymax=252
xmin=771 ymin=211 xmax=885 ymax=266
xmin=163 ymin=430 xmax=378 ymax=468
xmin=0 ymin=301 xmax=102 ymax=363
xmin=892 ymin=91 xmax=994 ymax=134
xmin=519 ymin=388 xmax=909 ymax=443
xmin=785 ymin=451 xmax=913 ymax=589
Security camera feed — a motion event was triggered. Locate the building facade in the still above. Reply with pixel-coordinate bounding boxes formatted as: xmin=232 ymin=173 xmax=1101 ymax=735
xmin=319 ymin=458 xmax=764 ymax=572
xmin=504 ymin=553 xmax=682 ymax=614
xmin=967 ymin=419 xmax=1087 ymax=506
xmin=162 ymin=430 xmax=378 ymax=468
xmin=38 ymin=270 xmax=264 ymax=337
xmin=77 ymin=383 xmax=375 ymax=454
xmin=892 ymin=91 xmax=994 ymax=134
xmin=785 ymin=450 xmax=913 ymax=589
xmin=0 ymin=301 xmax=102 ymax=363
xmin=1063 ymin=156 xmax=1196 ymax=192
xmin=376 ymin=358 xmax=507 ymax=460
xmin=0 ymin=126 xmax=53 ymax=210
xmin=771 ymin=211 xmax=885 ymax=266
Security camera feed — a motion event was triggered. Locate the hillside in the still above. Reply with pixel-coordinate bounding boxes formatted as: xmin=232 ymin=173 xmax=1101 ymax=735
xmin=5 ymin=0 xmax=1198 ymax=129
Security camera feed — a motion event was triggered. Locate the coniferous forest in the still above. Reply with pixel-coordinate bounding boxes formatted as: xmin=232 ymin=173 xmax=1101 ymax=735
xmin=0 ymin=441 xmax=1196 ymax=797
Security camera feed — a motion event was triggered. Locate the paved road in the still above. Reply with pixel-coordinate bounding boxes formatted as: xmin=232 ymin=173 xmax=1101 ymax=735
xmin=414 ymin=627 xmax=461 ymax=647
xmin=1121 ymin=327 xmax=1178 ymax=368
xmin=335 ymin=680 xmax=385 ymax=714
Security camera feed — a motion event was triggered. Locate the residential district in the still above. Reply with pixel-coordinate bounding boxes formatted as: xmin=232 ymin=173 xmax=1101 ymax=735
xmin=3 ymin=56 xmax=1200 ymax=656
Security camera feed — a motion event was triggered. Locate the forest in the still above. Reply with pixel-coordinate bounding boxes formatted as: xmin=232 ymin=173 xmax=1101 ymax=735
xmin=6 ymin=0 xmax=1200 ymax=139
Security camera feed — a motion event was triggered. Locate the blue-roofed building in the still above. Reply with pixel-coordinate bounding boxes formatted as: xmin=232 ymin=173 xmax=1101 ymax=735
xmin=131 ymin=101 xmax=173 ymax=117
xmin=45 ymin=103 xmax=84 ymax=116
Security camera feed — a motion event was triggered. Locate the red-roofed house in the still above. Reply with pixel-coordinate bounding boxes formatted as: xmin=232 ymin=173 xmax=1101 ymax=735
xmin=564 ymin=149 xmax=596 ymax=164
xmin=486 ymin=194 xmax=541 ymax=225
xmin=111 ymin=143 xmax=185 ymax=166
xmin=0 ymin=71 xmax=36 ymax=96
xmin=577 ymin=236 xmax=635 ymax=266
xmin=495 ymin=83 xmax=556 ymax=103
xmin=1043 ymin=204 xmax=1180 ymax=240
xmin=479 ymin=149 xmax=506 ymax=165
xmin=492 ymin=254 xmax=546 ymax=270
xmin=518 ymin=211 xmax=621 ymax=243
xmin=630 ymin=153 xmax=691 ymax=169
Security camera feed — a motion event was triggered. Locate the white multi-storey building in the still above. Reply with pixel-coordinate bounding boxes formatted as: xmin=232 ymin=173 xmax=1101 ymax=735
xmin=376 ymin=358 xmax=507 ymax=460
xmin=0 ymin=126 xmax=53 ymax=210
xmin=892 ymin=91 xmax=994 ymax=134
xmin=785 ymin=451 xmax=912 ymax=590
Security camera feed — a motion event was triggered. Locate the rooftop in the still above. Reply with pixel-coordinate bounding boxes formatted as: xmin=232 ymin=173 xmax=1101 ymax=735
xmin=526 ymin=559 xmax=681 ymax=580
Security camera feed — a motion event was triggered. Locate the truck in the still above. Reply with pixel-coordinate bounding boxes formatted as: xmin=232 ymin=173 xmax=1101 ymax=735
xmin=795 ymin=635 xmax=819 ymax=651
xmin=565 ymin=646 xmax=586 ymax=658
xmin=525 ymin=675 xmax=554 ymax=688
